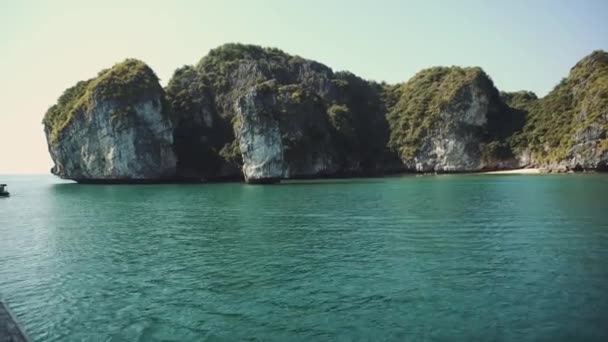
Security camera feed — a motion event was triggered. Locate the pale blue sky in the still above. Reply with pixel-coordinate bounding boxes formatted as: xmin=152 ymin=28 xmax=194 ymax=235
xmin=1 ymin=0 xmax=606 ymax=173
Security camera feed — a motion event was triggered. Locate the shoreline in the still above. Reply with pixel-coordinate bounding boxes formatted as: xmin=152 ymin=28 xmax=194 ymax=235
xmin=482 ymin=168 xmax=542 ymax=175
xmin=8 ymin=167 xmax=606 ymax=185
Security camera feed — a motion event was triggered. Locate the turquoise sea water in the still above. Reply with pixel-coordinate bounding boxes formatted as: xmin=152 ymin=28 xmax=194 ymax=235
xmin=0 ymin=174 xmax=607 ymax=341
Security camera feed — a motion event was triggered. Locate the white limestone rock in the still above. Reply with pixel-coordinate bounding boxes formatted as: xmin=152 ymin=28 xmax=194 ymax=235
xmin=234 ymin=88 xmax=285 ymax=183
xmin=45 ymin=96 xmax=176 ymax=182
xmin=413 ymin=84 xmax=489 ymax=172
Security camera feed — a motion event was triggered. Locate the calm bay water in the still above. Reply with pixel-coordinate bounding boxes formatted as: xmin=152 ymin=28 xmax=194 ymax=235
xmin=0 ymin=174 xmax=607 ymax=341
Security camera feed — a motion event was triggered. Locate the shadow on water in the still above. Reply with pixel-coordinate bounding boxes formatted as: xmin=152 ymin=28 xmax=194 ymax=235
xmin=40 ymin=171 xmax=545 ymax=190
xmin=279 ymin=179 xmax=386 ymax=186
xmin=47 ymin=178 xmax=388 ymax=189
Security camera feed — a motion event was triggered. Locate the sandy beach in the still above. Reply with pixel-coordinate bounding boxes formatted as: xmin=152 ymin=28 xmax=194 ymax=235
xmin=483 ymin=168 xmax=542 ymax=175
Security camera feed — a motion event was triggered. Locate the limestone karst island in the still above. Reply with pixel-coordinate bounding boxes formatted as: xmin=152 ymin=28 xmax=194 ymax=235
xmin=43 ymin=44 xmax=608 ymax=184
xmin=3 ymin=1 xmax=608 ymax=341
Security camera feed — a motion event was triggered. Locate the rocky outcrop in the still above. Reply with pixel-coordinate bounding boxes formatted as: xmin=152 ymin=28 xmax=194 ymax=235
xmin=511 ymin=50 xmax=608 ymax=171
xmin=234 ymin=85 xmax=285 ymax=183
xmin=386 ymin=67 xmax=521 ymax=172
xmin=43 ymin=59 xmax=176 ymax=182
xmin=232 ymin=81 xmax=343 ymax=183
xmin=553 ymin=52 xmax=608 ymax=171
xmin=568 ymin=122 xmax=608 ymax=170
xmin=414 ymin=81 xmax=489 ymax=172
xmin=166 ymin=44 xmax=388 ymax=183
xmin=44 ymin=45 xmax=608 ymax=183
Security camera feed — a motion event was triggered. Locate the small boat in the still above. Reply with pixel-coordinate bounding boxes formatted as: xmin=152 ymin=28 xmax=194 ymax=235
xmin=0 ymin=184 xmax=9 ymax=197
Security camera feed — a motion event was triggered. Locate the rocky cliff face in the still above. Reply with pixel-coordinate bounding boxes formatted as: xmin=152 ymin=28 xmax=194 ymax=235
xmin=418 ymin=84 xmax=489 ymax=172
xmin=234 ymin=84 xmax=286 ymax=182
xmin=166 ymin=44 xmax=388 ymax=183
xmin=386 ymin=67 xmax=521 ymax=172
xmin=510 ymin=50 xmax=608 ymax=171
xmin=551 ymin=51 xmax=608 ymax=171
xmin=43 ymin=59 xmax=176 ymax=182
xmin=44 ymin=45 xmax=608 ymax=183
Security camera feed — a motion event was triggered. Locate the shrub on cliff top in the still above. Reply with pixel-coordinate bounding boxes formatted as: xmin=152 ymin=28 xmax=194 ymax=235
xmin=193 ymin=44 xmax=297 ymax=92
xmin=500 ymin=90 xmax=538 ymax=111
xmin=43 ymin=59 xmax=162 ymax=143
xmin=196 ymin=43 xmax=291 ymax=71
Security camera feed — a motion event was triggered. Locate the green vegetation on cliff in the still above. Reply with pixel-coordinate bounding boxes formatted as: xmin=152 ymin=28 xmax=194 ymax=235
xmin=196 ymin=43 xmax=295 ymax=73
xmin=43 ymin=79 xmax=93 ymax=142
xmin=513 ymin=50 xmax=608 ymax=163
xmin=500 ymin=90 xmax=538 ymax=111
xmin=165 ymin=44 xmax=302 ymax=156
xmin=386 ymin=67 xmax=496 ymax=160
xmin=43 ymin=59 xmax=162 ymax=143
xmin=166 ymin=43 xmax=391 ymax=177
xmin=192 ymin=44 xmax=312 ymax=97
xmin=45 ymin=43 xmax=608 ymax=179
xmin=329 ymin=72 xmax=392 ymax=169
